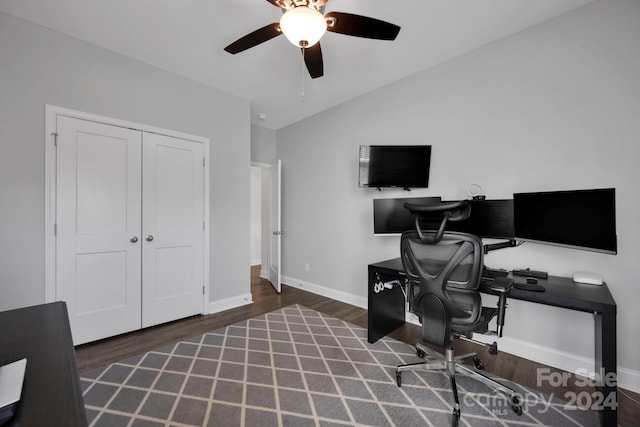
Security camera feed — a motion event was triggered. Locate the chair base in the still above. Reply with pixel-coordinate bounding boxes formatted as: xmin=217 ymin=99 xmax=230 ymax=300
xmin=396 ymin=344 xmax=522 ymax=420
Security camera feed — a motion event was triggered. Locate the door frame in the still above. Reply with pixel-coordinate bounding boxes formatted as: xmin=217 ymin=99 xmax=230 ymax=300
xmin=44 ymin=105 xmax=210 ymax=314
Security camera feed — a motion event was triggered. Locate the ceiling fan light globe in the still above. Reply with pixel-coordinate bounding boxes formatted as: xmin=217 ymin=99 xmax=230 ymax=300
xmin=279 ymin=6 xmax=327 ymax=48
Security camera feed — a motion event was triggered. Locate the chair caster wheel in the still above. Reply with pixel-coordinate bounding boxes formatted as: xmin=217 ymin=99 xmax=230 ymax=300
xmin=473 ymin=356 xmax=484 ymax=370
xmin=396 ymin=371 xmax=402 ymax=387
xmin=510 ymin=395 xmax=523 ymax=415
xmin=416 ymin=348 xmax=426 ymax=358
xmin=451 ymin=408 xmax=461 ymax=426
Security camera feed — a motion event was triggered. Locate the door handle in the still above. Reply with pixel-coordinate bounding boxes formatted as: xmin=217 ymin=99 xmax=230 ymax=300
xmin=130 ymin=236 xmax=139 ymax=243
xmin=145 ymin=235 xmax=154 ymax=242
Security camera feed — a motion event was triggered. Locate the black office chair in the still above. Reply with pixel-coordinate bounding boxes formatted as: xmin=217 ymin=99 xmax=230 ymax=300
xmin=395 ymin=200 xmax=521 ymax=424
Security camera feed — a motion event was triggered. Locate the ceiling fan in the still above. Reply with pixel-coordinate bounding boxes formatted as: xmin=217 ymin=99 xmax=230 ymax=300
xmin=224 ymin=0 xmax=401 ymax=79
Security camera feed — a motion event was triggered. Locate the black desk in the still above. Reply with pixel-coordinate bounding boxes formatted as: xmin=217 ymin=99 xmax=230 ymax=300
xmin=368 ymin=258 xmax=617 ymax=427
xmin=0 ymin=302 xmax=88 ymax=426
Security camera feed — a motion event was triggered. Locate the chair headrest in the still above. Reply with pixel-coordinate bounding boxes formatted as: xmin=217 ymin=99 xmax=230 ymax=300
xmin=403 ymin=200 xmax=471 ymax=243
xmin=403 ymin=200 xmax=471 ymax=222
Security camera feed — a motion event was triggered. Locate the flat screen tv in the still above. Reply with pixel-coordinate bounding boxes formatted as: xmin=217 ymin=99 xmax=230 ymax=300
xmin=448 ymin=199 xmax=515 ymax=239
xmin=359 ymin=145 xmax=432 ymax=189
xmin=513 ymin=188 xmax=617 ymax=254
xmin=373 ymin=196 xmax=441 ymax=235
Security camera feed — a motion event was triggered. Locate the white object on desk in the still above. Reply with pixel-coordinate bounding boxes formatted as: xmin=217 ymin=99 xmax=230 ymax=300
xmin=573 ymin=271 xmax=604 ymax=286
xmin=0 ymin=358 xmax=27 ymax=424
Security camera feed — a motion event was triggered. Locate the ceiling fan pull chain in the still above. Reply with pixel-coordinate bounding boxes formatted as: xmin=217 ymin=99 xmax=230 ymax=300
xmin=301 ymin=48 xmax=306 ymax=103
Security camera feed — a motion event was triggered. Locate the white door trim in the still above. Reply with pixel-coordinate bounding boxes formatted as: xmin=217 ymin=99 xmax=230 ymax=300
xmin=44 ymin=105 xmax=210 ymax=315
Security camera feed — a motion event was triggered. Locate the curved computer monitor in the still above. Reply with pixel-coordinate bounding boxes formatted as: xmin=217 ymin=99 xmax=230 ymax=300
xmin=373 ymin=196 xmax=441 ymax=235
xmin=513 ymin=188 xmax=617 ymax=254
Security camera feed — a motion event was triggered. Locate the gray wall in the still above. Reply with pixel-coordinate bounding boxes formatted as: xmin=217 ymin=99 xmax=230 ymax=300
xmin=276 ymin=0 xmax=640 ymax=388
xmin=251 ymin=124 xmax=277 ymax=165
xmin=0 ymin=12 xmax=251 ymax=310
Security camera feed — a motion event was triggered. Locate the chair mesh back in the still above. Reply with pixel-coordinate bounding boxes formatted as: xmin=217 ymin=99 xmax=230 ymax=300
xmin=401 ymin=230 xmax=484 ymax=327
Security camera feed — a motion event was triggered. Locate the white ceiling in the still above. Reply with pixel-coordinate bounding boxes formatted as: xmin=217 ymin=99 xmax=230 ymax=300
xmin=0 ymin=0 xmax=593 ymax=129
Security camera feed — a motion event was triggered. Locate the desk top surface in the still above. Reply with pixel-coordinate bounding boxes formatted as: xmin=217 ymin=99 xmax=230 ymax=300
xmin=369 ymin=258 xmax=616 ymax=314
xmin=0 ymin=301 xmax=88 ymax=426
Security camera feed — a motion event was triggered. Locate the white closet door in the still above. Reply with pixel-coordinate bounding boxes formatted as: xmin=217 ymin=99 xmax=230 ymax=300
xmin=142 ymin=133 xmax=204 ymax=327
xmin=56 ymin=117 xmax=142 ymax=345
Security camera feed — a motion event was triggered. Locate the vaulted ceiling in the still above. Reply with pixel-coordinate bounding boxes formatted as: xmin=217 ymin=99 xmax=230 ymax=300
xmin=0 ymin=0 xmax=593 ymax=129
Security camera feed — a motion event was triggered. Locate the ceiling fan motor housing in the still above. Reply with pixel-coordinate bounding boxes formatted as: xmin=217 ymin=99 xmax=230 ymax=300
xmin=275 ymin=0 xmax=328 ymax=10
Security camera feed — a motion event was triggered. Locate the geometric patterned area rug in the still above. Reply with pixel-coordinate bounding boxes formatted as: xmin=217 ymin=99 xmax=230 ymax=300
xmin=80 ymin=304 xmax=599 ymax=426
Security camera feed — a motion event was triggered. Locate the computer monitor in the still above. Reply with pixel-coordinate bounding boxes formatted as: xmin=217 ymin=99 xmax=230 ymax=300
xmin=448 ymin=199 xmax=515 ymax=239
xmin=373 ymin=196 xmax=441 ymax=235
xmin=513 ymin=188 xmax=617 ymax=254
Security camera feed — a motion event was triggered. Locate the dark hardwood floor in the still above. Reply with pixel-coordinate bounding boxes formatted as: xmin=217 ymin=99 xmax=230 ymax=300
xmin=75 ymin=265 xmax=638 ymax=425
xmin=75 ymin=266 xmax=379 ymax=373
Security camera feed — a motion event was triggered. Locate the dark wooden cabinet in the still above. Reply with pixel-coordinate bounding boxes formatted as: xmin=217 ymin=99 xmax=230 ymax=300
xmin=0 ymin=302 xmax=87 ymax=426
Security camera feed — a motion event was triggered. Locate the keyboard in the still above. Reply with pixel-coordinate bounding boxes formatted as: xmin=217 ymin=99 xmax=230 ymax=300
xmin=482 ymin=267 xmax=509 ymax=279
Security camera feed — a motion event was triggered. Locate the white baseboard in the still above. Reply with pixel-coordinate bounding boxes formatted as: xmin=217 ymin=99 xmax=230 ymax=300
xmin=473 ymin=334 xmax=640 ymax=394
xmin=207 ymin=293 xmax=253 ymax=314
xmin=282 ymin=275 xmax=640 ymax=394
xmin=250 ymin=259 xmax=261 ymax=266
xmin=618 ymin=366 xmax=640 ymax=394
xmin=281 ymin=275 xmax=368 ymax=311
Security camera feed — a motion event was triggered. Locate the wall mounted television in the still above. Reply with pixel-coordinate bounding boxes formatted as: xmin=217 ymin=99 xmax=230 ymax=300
xmin=373 ymin=196 xmax=441 ymax=235
xmin=513 ymin=188 xmax=617 ymax=254
xmin=359 ymin=145 xmax=432 ymax=189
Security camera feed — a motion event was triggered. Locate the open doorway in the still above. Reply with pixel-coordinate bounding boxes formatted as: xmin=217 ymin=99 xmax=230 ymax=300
xmin=250 ymin=162 xmax=281 ymax=294
xmin=250 ymin=165 xmax=262 ymax=268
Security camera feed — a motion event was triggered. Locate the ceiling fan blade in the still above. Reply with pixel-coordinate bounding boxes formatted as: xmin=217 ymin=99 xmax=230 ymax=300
xmin=265 ymin=0 xmax=283 ymax=7
xmin=302 ymin=43 xmax=324 ymax=79
xmin=224 ymin=23 xmax=282 ymax=54
xmin=325 ymin=12 xmax=400 ymax=40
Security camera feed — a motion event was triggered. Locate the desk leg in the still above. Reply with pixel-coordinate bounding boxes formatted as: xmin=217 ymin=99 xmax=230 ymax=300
xmin=368 ymin=270 xmax=406 ymax=343
xmin=594 ymin=311 xmax=616 ymax=427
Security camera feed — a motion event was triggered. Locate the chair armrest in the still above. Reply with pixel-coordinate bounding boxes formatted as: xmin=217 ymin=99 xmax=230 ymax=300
xmin=489 ymin=277 xmax=513 ymax=337
xmin=488 ymin=277 xmax=514 ymax=293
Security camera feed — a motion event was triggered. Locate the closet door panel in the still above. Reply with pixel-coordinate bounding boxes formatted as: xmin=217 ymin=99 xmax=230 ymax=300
xmin=56 ymin=117 xmax=142 ymax=345
xmin=142 ymin=133 xmax=204 ymax=327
